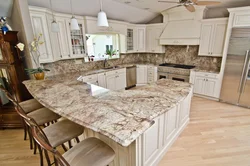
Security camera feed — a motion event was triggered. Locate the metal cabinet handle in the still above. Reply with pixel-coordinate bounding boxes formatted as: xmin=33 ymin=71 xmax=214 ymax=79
xmin=68 ymin=54 xmax=70 ymax=57
xmin=60 ymin=55 xmax=62 ymax=58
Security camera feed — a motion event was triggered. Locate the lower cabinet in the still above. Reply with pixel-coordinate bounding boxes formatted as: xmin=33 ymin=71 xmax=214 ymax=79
xmin=106 ymin=69 xmax=126 ymax=91
xmin=141 ymin=91 xmax=192 ymax=166
xmin=137 ymin=65 xmax=157 ymax=85
xmin=97 ymin=73 xmax=107 ymax=88
xmin=191 ymin=71 xmax=220 ymax=99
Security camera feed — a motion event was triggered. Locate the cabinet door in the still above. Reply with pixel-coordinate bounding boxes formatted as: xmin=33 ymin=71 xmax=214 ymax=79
xmin=115 ymin=73 xmax=126 ymax=90
xmin=198 ymin=24 xmax=213 ymax=56
xmin=164 ymin=107 xmax=178 ymax=144
xmin=136 ymin=27 xmax=146 ymax=52
xmin=194 ymin=76 xmax=205 ymax=95
xmin=30 ymin=12 xmax=53 ymax=63
xmin=57 ymin=17 xmax=71 ymax=59
xmin=98 ymin=73 xmax=107 ymax=88
xmin=204 ymin=78 xmax=217 ymax=97
xmin=154 ymin=27 xmax=165 ymax=53
xmin=106 ymin=74 xmax=116 ymax=90
xmin=146 ymin=27 xmax=153 ymax=52
xmin=136 ymin=65 xmax=147 ymax=84
xmin=210 ymin=23 xmax=227 ymax=57
xmin=66 ymin=19 xmax=87 ymax=58
xmin=127 ymin=28 xmax=134 ymax=52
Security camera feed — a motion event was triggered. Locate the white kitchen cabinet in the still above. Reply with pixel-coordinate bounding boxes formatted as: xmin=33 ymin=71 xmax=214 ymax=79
xmin=136 ymin=65 xmax=148 ymax=85
xmin=136 ymin=26 xmax=146 ymax=52
xmin=199 ymin=18 xmax=228 ymax=57
xmin=98 ymin=73 xmax=107 ymax=88
xmin=106 ymin=69 xmax=126 ymax=90
xmin=193 ymin=71 xmax=220 ymax=99
xmin=65 ymin=19 xmax=87 ymax=59
xmin=82 ymin=74 xmax=98 ymax=85
xmin=146 ymin=24 xmax=165 ymax=53
xmin=164 ymin=107 xmax=178 ymax=144
xmin=29 ymin=11 xmax=53 ymax=64
xmin=126 ymin=25 xmax=146 ymax=53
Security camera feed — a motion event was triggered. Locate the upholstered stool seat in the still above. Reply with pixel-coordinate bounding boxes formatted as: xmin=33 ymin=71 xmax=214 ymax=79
xmin=27 ymin=107 xmax=61 ymax=126
xmin=19 ymin=99 xmax=44 ymax=113
xmin=63 ymin=137 xmax=115 ymax=166
xmin=43 ymin=119 xmax=84 ymax=148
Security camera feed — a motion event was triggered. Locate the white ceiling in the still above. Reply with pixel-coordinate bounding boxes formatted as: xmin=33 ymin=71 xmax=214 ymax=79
xmin=0 ymin=0 xmax=13 ymax=17
xmin=113 ymin=0 xmax=250 ymax=13
xmin=27 ymin=0 xmax=159 ymax=24
xmin=27 ymin=0 xmax=250 ymax=24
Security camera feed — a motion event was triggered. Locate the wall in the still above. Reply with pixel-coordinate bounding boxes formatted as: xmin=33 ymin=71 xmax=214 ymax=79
xmin=11 ymin=0 xmax=35 ymax=69
xmin=43 ymin=45 xmax=221 ymax=76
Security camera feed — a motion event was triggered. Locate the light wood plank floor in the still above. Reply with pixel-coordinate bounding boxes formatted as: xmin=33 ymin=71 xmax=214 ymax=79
xmin=1 ymin=97 xmax=250 ymax=166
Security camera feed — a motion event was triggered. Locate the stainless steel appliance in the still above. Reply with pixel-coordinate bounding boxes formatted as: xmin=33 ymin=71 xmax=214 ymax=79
xmin=220 ymin=28 xmax=250 ymax=108
xmin=158 ymin=63 xmax=195 ymax=82
xmin=126 ymin=65 xmax=136 ymax=89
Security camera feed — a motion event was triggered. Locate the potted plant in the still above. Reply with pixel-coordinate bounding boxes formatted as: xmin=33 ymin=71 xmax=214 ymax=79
xmin=106 ymin=48 xmax=117 ymax=59
xmin=16 ymin=34 xmax=50 ymax=80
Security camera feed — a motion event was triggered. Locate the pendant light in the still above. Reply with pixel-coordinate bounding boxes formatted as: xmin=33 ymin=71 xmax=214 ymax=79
xmin=97 ymin=0 xmax=109 ymax=27
xmin=70 ymin=0 xmax=80 ymax=30
xmin=50 ymin=0 xmax=59 ymax=32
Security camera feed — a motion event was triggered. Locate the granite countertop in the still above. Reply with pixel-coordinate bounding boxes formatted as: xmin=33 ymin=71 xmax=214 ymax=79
xmin=23 ymin=78 xmax=192 ymax=147
xmin=192 ymin=67 xmax=220 ymax=74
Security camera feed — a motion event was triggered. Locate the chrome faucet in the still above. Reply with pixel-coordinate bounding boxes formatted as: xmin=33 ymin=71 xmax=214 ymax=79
xmin=104 ymin=59 xmax=108 ymax=68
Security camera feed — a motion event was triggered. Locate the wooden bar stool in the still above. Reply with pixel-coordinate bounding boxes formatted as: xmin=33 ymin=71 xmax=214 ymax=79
xmin=1 ymin=87 xmax=85 ymax=166
xmin=32 ymin=126 xmax=115 ymax=166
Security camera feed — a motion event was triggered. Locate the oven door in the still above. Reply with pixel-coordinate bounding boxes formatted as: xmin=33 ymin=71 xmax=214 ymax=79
xmin=168 ymin=74 xmax=189 ymax=82
xmin=158 ymin=72 xmax=169 ymax=80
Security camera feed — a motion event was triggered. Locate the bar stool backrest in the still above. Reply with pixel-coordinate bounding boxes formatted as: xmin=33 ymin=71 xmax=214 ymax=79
xmin=0 ymin=87 xmax=51 ymax=145
xmin=32 ymin=126 xmax=70 ymax=166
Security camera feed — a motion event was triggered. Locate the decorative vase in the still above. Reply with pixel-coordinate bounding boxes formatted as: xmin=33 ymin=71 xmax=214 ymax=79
xmin=34 ymin=72 xmax=45 ymax=80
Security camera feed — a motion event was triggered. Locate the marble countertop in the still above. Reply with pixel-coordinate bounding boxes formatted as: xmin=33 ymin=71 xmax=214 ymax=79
xmin=23 ymin=78 xmax=192 ymax=147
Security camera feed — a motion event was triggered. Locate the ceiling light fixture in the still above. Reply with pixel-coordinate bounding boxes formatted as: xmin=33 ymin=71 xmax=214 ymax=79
xmin=50 ymin=0 xmax=59 ymax=32
xmin=97 ymin=0 xmax=109 ymax=27
xmin=70 ymin=0 xmax=80 ymax=30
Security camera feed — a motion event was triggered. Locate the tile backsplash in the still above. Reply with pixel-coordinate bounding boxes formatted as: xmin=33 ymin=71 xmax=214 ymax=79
xmin=43 ymin=45 xmax=222 ymax=76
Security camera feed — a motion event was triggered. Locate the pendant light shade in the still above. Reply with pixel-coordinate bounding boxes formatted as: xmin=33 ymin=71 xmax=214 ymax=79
xmin=70 ymin=0 xmax=79 ymax=30
xmin=97 ymin=11 xmax=109 ymax=27
xmin=97 ymin=0 xmax=109 ymax=27
xmin=51 ymin=20 xmax=59 ymax=32
xmin=50 ymin=0 xmax=59 ymax=33
xmin=71 ymin=16 xmax=80 ymax=30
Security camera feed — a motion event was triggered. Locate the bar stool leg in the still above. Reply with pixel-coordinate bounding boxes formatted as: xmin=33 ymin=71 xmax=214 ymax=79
xmin=27 ymin=127 xmax=33 ymax=149
xmin=38 ymin=145 xmax=44 ymax=166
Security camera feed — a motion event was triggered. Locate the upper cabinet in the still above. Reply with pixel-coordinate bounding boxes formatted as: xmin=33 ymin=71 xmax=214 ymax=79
xmin=29 ymin=10 xmax=54 ymax=63
xmin=29 ymin=6 xmax=87 ymax=64
xmin=126 ymin=24 xmax=146 ymax=53
xmin=146 ymin=24 xmax=165 ymax=53
xmin=199 ymin=18 xmax=228 ymax=57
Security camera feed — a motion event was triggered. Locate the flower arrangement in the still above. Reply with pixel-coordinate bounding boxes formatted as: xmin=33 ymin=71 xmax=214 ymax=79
xmin=16 ymin=33 xmax=50 ymax=80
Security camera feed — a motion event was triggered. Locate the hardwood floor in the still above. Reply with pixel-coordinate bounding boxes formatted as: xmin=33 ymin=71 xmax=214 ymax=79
xmin=159 ymin=97 xmax=250 ymax=166
xmin=0 ymin=97 xmax=250 ymax=166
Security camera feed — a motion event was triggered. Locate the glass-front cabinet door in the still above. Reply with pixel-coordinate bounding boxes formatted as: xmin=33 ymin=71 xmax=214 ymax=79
xmin=66 ymin=19 xmax=87 ymax=58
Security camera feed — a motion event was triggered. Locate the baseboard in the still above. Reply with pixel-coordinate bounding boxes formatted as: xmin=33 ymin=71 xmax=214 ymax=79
xmin=194 ymin=94 xmax=219 ymax=101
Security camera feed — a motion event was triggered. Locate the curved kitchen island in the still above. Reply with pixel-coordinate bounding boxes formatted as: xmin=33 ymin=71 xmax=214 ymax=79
xmin=23 ymin=76 xmax=193 ymax=166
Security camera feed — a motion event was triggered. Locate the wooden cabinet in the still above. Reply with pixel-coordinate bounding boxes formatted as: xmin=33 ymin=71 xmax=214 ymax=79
xmin=192 ymin=71 xmax=220 ymax=98
xmin=29 ymin=6 xmax=87 ymax=64
xmin=65 ymin=19 xmax=87 ymax=59
xmin=136 ymin=65 xmax=148 ymax=84
xmin=126 ymin=25 xmax=146 ymax=53
xmin=97 ymin=73 xmax=106 ymax=88
xmin=199 ymin=18 xmax=228 ymax=57
xmin=106 ymin=69 xmax=126 ymax=91
xmin=146 ymin=24 xmax=165 ymax=53
xmin=29 ymin=11 xmax=54 ymax=63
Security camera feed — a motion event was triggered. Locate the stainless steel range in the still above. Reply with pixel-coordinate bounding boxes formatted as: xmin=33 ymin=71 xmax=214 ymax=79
xmin=158 ymin=63 xmax=195 ymax=82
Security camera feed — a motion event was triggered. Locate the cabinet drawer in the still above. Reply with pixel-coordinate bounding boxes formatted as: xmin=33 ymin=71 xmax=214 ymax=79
xmin=82 ymin=74 xmax=98 ymax=82
xmin=148 ymin=77 xmax=154 ymax=83
xmin=147 ymin=66 xmax=155 ymax=70
xmin=147 ymin=71 xmax=154 ymax=77
xmin=195 ymin=72 xmax=218 ymax=79
xmin=106 ymin=68 xmax=126 ymax=76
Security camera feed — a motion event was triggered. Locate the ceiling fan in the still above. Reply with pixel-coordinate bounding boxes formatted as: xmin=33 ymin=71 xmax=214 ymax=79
xmin=158 ymin=0 xmax=221 ymax=12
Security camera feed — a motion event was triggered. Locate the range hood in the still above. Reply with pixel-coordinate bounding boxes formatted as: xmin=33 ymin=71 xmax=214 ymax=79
xmin=160 ymin=6 xmax=206 ymax=46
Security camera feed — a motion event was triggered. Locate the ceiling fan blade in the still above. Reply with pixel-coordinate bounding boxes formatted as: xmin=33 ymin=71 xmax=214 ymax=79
xmin=165 ymin=5 xmax=182 ymax=10
xmin=158 ymin=1 xmax=179 ymax=3
xmin=185 ymin=4 xmax=195 ymax=12
xmin=196 ymin=1 xmax=221 ymax=6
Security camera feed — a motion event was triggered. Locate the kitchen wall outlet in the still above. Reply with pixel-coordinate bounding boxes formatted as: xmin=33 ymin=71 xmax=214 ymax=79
xmin=155 ymin=54 xmax=158 ymax=58
xmin=74 ymin=59 xmax=83 ymax=64
xmin=213 ymin=58 xmax=217 ymax=63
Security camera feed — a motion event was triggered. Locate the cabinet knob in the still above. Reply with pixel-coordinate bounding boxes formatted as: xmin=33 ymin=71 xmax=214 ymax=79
xmin=68 ymin=55 xmax=70 ymax=57
xmin=60 ymin=55 xmax=62 ymax=58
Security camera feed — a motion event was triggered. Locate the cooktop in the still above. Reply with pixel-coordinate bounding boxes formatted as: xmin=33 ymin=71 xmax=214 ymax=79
xmin=159 ymin=63 xmax=195 ymax=69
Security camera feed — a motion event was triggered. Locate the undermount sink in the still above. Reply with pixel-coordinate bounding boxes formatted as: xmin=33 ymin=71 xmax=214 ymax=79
xmin=103 ymin=66 xmax=120 ymax=70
